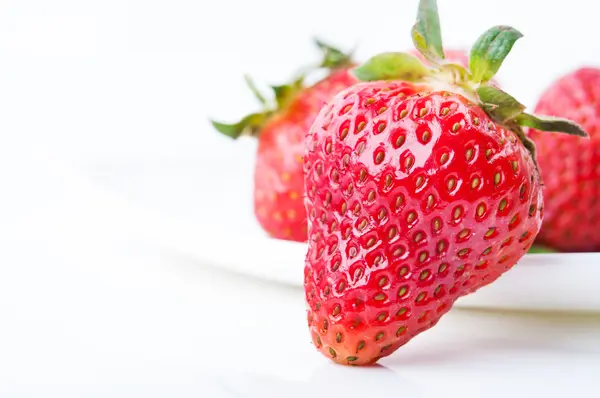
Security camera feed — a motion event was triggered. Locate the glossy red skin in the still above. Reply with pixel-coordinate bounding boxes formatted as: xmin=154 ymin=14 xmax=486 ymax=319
xmin=304 ymin=82 xmax=542 ymax=365
xmin=529 ymin=68 xmax=600 ymax=252
xmin=254 ymin=69 xmax=357 ymax=242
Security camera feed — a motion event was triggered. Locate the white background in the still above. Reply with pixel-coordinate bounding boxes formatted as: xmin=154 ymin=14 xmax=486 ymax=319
xmin=1 ymin=0 xmax=598 ymax=165
xmin=1 ymin=2 xmax=600 ymax=397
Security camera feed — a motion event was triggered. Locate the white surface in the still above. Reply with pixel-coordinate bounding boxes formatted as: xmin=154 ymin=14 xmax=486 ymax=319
xmin=86 ymin=157 xmax=600 ymax=312
xmin=2 ymin=143 xmax=600 ymax=397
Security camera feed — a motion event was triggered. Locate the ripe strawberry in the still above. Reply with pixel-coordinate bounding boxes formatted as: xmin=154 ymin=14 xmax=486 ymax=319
xmin=528 ymin=68 xmax=600 ymax=252
xmin=212 ymin=40 xmax=357 ymax=242
xmin=303 ymin=0 xmax=587 ymax=365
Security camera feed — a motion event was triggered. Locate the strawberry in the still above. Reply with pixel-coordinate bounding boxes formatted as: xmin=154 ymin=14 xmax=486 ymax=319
xmin=528 ymin=68 xmax=600 ymax=252
xmin=303 ymin=0 xmax=587 ymax=365
xmin=212 ymin=40 xmax=357 ymax=242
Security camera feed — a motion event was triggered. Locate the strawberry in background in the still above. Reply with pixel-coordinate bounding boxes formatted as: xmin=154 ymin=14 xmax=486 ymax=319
xmin=528 ymin=67 xmax=600 ymax=252
xmin=212 ymin=41 xmax=357 ymax=242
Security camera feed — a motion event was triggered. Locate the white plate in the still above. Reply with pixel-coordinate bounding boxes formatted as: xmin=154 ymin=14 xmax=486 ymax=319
xmin=85 ymin=156 xmax=600 ymax=313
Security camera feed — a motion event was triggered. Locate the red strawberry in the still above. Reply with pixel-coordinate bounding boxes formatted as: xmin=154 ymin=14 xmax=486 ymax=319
xmin=212 ymin=40 xmax=357 ymax=242
xmin=303 ymin=0 xmax=587 ymax=365
xmin=528 ymin=68 xmax=600 ymax=252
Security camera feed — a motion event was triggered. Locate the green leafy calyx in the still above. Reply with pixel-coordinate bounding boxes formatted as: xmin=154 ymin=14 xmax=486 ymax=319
xmin=212 ymin=40 xmax=354 ymax=139
xmin=210 ymin=75 xmax=302 ymax=139
xmin=412 ymin=0 xmax=445 ymax=63
xmin=515 ymin=113 xmax=587 ymax=137
xmin=477 ymin=86 xmax=526 ymax=123
xmin=211 ymin=112 xmax=272 ymax=139
xmin=272 ymin=76 xmax=305 ymax=109
xmin=469 ymin=26 xmax=523 ymax=84
xmin=477 ymin=86 xmax=587 ymax=137
xmin=353 ymin=52 xmax=431 ymax=82
xmin=315 ymin=39 xmax=354 ymax=70
xmin=353 ymin=0 xmax=589 ymax=151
